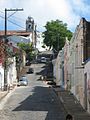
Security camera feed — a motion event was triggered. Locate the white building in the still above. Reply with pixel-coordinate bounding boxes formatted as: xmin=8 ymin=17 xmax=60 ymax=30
xmin=7 ymin=57 xmax=17 ymax=89
xmin=84 ymin=59 xmax=90 ymax=113
xmin=8 ymin=35 xmax=31 ymax=44
xmin=0 ymin=57 xmax=17 ymax=90
xmin=36 ymin=32 xmax=49 ymax=52
xmin=52 ymin=50 xmax=64 ymax=86
xmin=0 ymin=64 xmax=4 ymax=90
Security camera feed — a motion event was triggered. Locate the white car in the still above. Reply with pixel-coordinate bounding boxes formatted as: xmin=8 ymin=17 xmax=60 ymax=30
xmin=41 ymin=57 xmax=47 ymax=63
xmin=18 ymin=76 xmax=28 ymax=86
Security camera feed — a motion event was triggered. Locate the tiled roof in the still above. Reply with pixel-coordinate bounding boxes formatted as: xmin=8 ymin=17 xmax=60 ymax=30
xmin=0 ymin=30 xmax=31 ymax=36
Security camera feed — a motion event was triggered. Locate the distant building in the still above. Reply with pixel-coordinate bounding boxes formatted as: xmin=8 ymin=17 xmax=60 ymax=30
xmin=0 ymin=30 xmax=31 ymax=43
xmin=8 ymin=35 xmax=31 ymax=44
xmin=26 ymin=16 xmax=35 ymax=47
xmin=36 ymin=32 xmax=49 ymax=52
xmin=26 ymin=16 xmax=34 ymax=32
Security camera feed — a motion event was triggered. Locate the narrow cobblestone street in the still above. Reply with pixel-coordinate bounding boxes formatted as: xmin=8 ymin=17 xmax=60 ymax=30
xmin=0 ymin=64 xmax=66 ymax=120
xmin=1 ymin=63 xmax=90 ymax=120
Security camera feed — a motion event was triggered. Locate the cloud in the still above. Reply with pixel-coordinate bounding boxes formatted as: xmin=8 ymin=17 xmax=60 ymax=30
xmin=69 ymin=0 xmax=90 ymax=15
xmin=20 ymin=0 xmax=81 ymax=32
xmin=0 ymin=0 xmax=90 ymax=32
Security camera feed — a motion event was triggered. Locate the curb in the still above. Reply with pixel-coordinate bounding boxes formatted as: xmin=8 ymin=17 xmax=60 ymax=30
xmin=0 ymin=86 xmax=17 ymax=110
xmin=0 ymin=91 xmax=8 ymax=101
xmin=51 ymin=87 xmax=69 ymax=113
xmin=52 ymin=87 xmax=90 ymax=120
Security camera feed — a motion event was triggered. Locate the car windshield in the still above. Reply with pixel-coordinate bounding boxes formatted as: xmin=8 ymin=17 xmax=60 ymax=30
xmin=19 ymin=77 xmax=27 ymax=81
xmin=21 ymin=76 xmax=26 ymax=78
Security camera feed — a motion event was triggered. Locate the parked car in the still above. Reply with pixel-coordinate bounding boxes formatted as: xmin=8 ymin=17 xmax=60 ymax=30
xmin=17 ymin=76 xmax=28 ymax=86
xmin=27 ymin=68 xmax=34 ymax=74
xmin=36 ymin=58 xmax=41 ymax=63
xmin=26 ymin=60 xmax=31 ymax=66
xmin=41 ymin=57 xmax=47 ymax=63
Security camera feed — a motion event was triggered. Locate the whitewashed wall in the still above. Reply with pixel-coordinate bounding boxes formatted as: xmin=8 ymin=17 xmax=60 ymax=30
xmin=7 ymin=57 xmax=17 ymax=87
xmin=84 ymin=60 xmax=90 ymax=113
xmin=52 ymin=50 xmax=63 ymax=86
xmin=0 ymin=65 xmax=4 ymax=90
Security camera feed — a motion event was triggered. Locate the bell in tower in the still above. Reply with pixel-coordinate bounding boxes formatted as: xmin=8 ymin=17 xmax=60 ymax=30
xmin=26 ymin=16 xmax=34 ymax=32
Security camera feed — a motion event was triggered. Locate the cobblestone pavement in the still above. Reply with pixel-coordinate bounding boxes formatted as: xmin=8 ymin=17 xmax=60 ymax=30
xmin=53 ymin=87 xmax=90 ymax=120
xmin=0 ymin=91 xmax=8 ymax=101
xmin=0 ymin=64 xmax=66 ymax=120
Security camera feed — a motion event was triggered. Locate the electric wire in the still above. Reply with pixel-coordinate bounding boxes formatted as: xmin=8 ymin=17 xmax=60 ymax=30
xmin=7 ymin=11 xmax=17 ymax=18
xmin=0 ymin=10 xmax=25 ymax=22
xmin=0 ymin=15 xmax=25 ymax=29
xmin=0 ymin=10 xmax=39 ymax=32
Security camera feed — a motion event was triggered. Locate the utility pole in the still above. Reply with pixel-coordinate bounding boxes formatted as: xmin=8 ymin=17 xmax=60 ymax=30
xmin=35 ymin=24 xmax=37 ymax=49
xmin=4 ymin=8 xmax=23 ymax=91
xmin=5 ymin=8 xmax=7 ymax=39
xmin=5 ymin=8 xmax=23 ymax=39
xmin=57 ymin=33 xmax=60 ymax=51
xmin=32 ymin=18 xmax=34 ymax=47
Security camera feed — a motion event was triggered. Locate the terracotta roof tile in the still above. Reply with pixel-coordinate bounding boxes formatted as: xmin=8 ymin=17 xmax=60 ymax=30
xmin=0 ymin=30 xmax=31 ymax=36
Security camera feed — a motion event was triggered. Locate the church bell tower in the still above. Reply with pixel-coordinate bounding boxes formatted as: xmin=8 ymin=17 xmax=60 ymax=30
xmin=26 ymin=16 xmax=34 ymax=32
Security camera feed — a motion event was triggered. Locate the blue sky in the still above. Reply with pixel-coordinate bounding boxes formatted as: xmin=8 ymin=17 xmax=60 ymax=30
xmin=0 ymin=0 xmax=90 ymax=32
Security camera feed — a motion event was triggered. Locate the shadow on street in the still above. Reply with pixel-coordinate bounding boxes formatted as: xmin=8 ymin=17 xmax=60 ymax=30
xmin=13 ymin=86 xmax=66 ymax=120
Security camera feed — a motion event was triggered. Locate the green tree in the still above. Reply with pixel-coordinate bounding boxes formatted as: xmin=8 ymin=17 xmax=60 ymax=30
xmin=43 ymin=19 xmax=72 ymax=51
xmin=17 ymin=42 xmax=33 ymax=53
xmin=17 ymin=42 xmax=34 ymax=61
